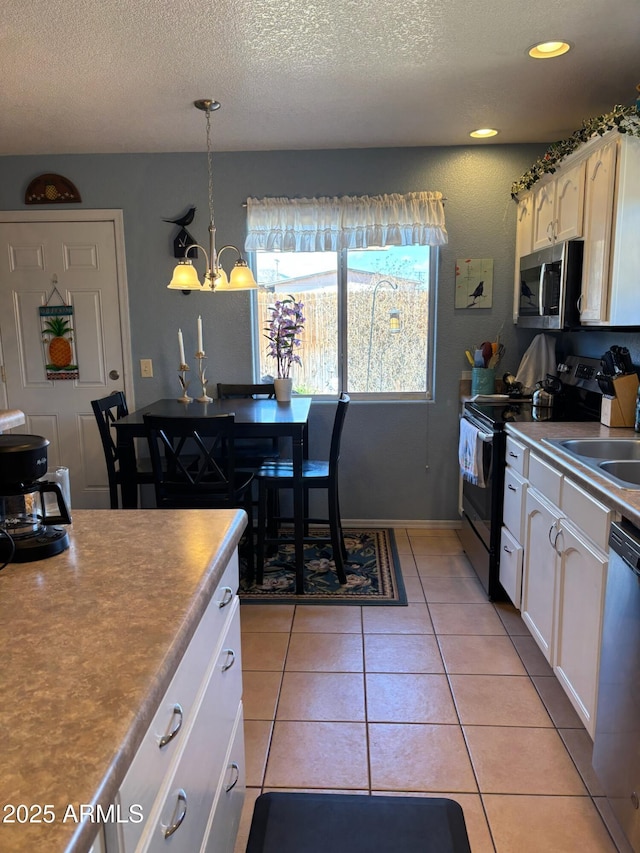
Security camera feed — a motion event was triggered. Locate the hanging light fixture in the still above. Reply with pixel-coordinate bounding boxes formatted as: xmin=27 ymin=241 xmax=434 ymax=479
xmin=167 ymin=99 xmax=257 ymax=292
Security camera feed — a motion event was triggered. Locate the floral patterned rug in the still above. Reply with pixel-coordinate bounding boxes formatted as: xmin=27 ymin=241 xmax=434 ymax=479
xmin=239 ymin=528 xmax=406 ymax=605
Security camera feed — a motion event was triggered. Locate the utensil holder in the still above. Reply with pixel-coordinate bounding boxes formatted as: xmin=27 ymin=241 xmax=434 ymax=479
xmin=471 ymin=368 xmax=495 ymax=396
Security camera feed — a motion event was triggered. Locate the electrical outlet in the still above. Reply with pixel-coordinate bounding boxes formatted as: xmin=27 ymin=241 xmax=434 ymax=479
xmin=140 ymin=359 xmax=153 ymax=378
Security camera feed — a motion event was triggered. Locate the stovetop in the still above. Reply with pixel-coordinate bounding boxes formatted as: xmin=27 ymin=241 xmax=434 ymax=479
xmin=465 ymin=354 xmax=604 ymax=431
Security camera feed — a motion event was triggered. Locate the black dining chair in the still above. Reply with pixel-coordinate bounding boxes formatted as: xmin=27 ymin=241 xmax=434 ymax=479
xmin=143 ymin=413 xmax=255 ymax=580
xmin=91 ymin=391 xmax=155 ymax=509
xmin=216 ymin=382 xmax=280 ymax=470
xmin=254 ymin=394 xmax=350 ymax=586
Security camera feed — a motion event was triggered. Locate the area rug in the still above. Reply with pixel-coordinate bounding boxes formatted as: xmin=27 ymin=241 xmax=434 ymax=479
xmin=239 ymin=528 xmax=406 ymax=605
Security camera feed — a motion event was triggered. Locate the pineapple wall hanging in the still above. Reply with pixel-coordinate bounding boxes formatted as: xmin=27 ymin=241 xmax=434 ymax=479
xmin=40 ymin=279 xmax=79 ymax=381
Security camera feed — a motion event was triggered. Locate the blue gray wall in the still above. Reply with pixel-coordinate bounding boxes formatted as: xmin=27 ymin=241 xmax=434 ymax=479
xmin=6 ymin=143 xmax=633 ymax=522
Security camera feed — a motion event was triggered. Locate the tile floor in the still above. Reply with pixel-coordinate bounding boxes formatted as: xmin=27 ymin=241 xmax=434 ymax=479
xmin=234 ymin=529 xmax=632 ymax=853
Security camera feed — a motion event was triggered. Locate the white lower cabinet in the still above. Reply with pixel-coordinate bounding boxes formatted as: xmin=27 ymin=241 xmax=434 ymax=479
xmin=521 ymin=487 xmax=562 ymax=662
xmin=103 ymin=553 xmax=244 ymax=853
xmin=519 ymin=451 xmax=611 ymax=738
xmin=554 ymin=520 xmax=607 ymax=737
xmin=499 ymin=526 xmax=523 ymax=609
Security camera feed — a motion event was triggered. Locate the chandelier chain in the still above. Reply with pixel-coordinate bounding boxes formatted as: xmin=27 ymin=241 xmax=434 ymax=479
xmin=205 ymin=105 xmax=215 ymax=229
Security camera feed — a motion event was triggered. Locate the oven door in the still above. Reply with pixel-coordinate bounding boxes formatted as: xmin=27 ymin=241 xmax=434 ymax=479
xmin=460 ymin=423 xmax=495 ymax=548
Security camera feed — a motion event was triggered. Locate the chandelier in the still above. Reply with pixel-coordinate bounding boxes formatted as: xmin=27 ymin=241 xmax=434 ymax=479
xmin=167 ymin=99 xmax=256 ymax=292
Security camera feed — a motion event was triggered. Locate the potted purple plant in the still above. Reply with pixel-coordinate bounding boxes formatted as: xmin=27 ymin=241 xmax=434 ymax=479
xmin=264 ymin=295 xmax=305 ymax=401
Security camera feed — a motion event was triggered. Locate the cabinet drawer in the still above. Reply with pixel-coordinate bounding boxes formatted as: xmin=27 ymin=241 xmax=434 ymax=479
xmin=203 ymin=704 xmax=246 ymax=853
xmin=505 ymin=436 xmax=529 ymax=477
xmin=500 ymin=527 xmax=523 ymax=608
xmin=119 ymin=556 xmax=239 ymax=850
xmin=136 ymin=603 xmax=243 ymax=852
xmin=528 ymin=453 xmax=562 ymax=506
xmin=560 ymin=477 xmax=611 ymax=553
xmin=503 ymin=468 xmax=527 ymax=543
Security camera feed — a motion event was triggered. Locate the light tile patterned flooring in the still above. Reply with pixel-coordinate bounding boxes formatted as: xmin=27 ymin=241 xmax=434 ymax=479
xmin=234 ymin=529 xmax=631 ymax=853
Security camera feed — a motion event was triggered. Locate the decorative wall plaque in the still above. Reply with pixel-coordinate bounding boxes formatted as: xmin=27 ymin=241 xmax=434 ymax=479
xmin=25 ymin=174 xmax=82 ymax=204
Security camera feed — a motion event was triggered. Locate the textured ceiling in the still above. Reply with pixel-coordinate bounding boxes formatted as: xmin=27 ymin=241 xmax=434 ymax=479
xmin=1 ymin=0 xmax=639 ymax=155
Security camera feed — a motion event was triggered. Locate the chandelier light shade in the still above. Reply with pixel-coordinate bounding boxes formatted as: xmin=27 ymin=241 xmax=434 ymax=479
xmin=167 ymin=99 xmax=257 ymax=293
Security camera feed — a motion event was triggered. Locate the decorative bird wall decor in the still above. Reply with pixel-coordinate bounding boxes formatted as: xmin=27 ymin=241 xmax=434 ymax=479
xmin=164 ymin=206 xmax=198 ymax=259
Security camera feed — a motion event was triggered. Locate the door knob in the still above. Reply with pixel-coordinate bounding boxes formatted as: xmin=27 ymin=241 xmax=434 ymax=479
xmin=109 ymin=370 xmax=120 ymax=380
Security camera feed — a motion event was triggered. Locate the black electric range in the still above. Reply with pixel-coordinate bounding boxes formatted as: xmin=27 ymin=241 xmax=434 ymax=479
xmin=459 ymin=355 xmax=603 ymax=600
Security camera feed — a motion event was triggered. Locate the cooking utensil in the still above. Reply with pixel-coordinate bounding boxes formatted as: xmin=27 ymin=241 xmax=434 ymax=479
xmin=611 ymin=345 xmax=633 ymax=374
xmin=465 ymin=350 xmax=474 ymax=366
xmin=474 ymin=349 xmax=485 ymax=367
xmin=596 ymin=372 xmax=615 ymax=397
xmin=480 ymin=341 xmax=493 ymax=367
xmin=601 ymin=351 xmax=617 ymax=376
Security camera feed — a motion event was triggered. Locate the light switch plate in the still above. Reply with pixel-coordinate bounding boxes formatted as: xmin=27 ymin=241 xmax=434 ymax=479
xmin=140 ymin=359 xmax=153 ymax=378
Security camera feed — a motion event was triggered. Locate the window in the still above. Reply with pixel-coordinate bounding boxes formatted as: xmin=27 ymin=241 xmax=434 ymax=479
xmin=252 ymin=245 xmax=437 ymax=399
xmin=246 ymin=191 xmax=446 ymax=399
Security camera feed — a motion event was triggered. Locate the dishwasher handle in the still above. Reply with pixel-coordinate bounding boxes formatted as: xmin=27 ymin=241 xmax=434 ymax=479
xmin=609 ymin=521 xmax=640 ymax=577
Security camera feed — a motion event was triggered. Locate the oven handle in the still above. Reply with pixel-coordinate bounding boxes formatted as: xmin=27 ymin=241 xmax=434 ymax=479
xmin=462 ymin=417 xmax=494 ymax=443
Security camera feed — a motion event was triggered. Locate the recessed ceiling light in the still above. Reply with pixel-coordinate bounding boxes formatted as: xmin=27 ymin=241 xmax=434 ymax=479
xmin=470 ymin=128 xmax=499 ymax=139
xmin=528 ymin=41 xmax=571 ymax=59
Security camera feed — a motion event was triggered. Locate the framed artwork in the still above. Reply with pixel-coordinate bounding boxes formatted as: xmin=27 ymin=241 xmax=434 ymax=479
xmin=455 ymin=258 xmax=494 ymax=309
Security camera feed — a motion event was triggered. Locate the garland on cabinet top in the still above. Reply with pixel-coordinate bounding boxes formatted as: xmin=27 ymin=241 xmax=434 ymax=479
xmin=511 ymin=90 xmax=640 ymax=201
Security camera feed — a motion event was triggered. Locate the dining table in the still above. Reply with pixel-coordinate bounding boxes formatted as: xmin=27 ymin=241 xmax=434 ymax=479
xmin=113 ymin=396 xmax=312 ymax=594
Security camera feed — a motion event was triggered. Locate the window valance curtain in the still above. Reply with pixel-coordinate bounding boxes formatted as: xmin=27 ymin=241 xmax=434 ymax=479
xmin=244 ymin=191 xmax=447 ymax=252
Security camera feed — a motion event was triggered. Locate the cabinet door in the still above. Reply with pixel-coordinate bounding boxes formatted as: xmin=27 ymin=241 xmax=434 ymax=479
xmin=503 ymin=467 xmax=527 ymax=544
xmin=532 ymin=183 xmax=555 ymax=250
xmin=554 ymin=160 xmax=585 ymax=242
xmin=580 ymin=138 xmax=617 ymax=323
xmin=521 ymin=488 xmax=561 ymax=663
xmin=513 ymin=193 xmax=534 ymax=321
xmin=554 ymin=520 xmax=607 ymax=737
xmin=500 ymin=526 xmax=523 ymax=608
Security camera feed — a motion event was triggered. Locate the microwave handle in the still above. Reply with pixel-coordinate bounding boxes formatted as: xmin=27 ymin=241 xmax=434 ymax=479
xmin=538 ymin=263 xmax=546 ymax=315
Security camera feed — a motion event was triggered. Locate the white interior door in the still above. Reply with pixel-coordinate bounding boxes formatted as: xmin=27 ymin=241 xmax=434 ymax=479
xmin=0 ymin=211 xmax=133 ymax=508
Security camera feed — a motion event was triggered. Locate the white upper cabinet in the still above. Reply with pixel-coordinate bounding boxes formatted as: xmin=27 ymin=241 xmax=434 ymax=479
xmin=532 ymin=160 xmax=585 ymax=250
xmin=580 ymin=132 xmax=640 ymax=326
xmin=579 ymin=138 xmax=618 ymax=323
xmin=513 ymin=193 xmax=534 ymax=321
xmin=514 ymin=128 xmax=640 ymax=327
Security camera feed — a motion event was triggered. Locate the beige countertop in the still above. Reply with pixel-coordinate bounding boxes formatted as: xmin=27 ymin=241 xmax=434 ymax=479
xmin=505 ymin=421 xmax=640 ymax=525
xmin=0 ymin=508 xmax=247 ymax=853
xmin=0 ymin=409 xmax=26 ymax=432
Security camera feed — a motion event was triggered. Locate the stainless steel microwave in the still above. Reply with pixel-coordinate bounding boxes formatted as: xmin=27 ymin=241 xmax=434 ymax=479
xmin=516 ymin=240 xmax=584 ymax=329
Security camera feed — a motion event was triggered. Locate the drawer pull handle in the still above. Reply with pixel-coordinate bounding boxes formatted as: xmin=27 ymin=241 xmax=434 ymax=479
xmin=503 ymin=545 xmax=513 ymax=554
xmin=508 ymin=451 xmax=519 ymax=459
xmin=225 ymin=762 xmax=240 ymax=793
xmin=218 ymin=586 xmax=233 ymax=608
xmin=163 ymin=789 xmax=187 ymax=839
xmin=158 ymin=703 xmax=183 ymax=749
xmin=221 ymin=649 xmax=236 ymax=672
xmin=508 ymin=484 xmax=517 ymax=492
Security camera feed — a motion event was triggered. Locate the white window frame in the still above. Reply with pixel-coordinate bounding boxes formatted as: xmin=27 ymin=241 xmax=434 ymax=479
xmin=250 ymin=247 xmax=439 ymax=401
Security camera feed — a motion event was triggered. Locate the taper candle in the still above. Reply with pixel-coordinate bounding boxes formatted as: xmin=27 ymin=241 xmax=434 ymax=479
xmin=178 ymin=328 xmax=186 ymax=365
xmin=197 ymin=315 xmax=203 ymax=354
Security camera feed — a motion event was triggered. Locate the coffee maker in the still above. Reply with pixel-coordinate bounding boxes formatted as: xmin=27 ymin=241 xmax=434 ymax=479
xmin=0 ymin=434 xmax=72 ymax=564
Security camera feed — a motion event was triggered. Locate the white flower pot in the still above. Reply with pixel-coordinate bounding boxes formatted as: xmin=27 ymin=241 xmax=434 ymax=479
xmin=274 ymin=377 xmax=293 ymax=402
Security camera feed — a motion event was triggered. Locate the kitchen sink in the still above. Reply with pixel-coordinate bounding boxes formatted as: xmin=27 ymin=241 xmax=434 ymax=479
xmin=599 ymin=461 xmax=640 ymax=488
xmin=555 ymin=439 xmax=640 ymax=461
xmin=544 ymin=438 xmax=640 ymax=490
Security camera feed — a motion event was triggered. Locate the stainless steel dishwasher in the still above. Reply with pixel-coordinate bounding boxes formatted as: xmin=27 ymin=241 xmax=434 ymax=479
xmin=593 ymin=519 xmax=640 ymax=852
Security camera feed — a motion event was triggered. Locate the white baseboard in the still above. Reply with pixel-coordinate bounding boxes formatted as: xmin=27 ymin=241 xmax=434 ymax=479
xmin=342 ymin=519 xmax=462 ymax=530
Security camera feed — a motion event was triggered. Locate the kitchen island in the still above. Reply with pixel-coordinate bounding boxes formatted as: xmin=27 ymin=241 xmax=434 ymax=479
xmin=0 ymin=508 xmax=247 ymax=853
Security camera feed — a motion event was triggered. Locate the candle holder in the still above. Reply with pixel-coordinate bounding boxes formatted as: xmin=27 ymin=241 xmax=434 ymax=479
xmin=195 ymin=352 xmax=212 ymax=402
xmin=178 ymin=364 xmax=192 ymax=403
